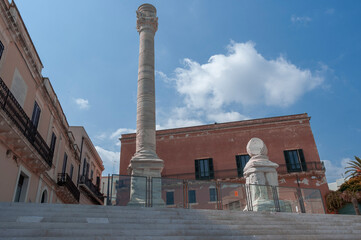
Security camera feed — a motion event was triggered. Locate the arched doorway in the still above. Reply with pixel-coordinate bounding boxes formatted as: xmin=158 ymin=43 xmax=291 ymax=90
xmin=40 ymin=190 xmax=48 ymax=203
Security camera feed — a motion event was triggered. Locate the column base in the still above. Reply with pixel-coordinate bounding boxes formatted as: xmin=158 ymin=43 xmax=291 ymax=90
xmin=127 ymin=152 xmax=165 ymax=207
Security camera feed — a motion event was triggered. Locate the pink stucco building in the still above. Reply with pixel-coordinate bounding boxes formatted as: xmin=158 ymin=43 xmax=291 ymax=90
xmin=0 ymin=0 xmax=104 ymax=204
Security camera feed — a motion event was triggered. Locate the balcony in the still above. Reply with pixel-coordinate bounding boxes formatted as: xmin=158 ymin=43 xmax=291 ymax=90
xmin=277 ymin=161 xmax=325 ymax=175
xmin=57 ymin=173 xmax=80 ymax=203
xmin=162 ymin=161 xmax=325 ymax=180
xmin=79 ymin=176 xmax=104 ymax=205
xmin=0 ymin=78 xmax=53 ymax=172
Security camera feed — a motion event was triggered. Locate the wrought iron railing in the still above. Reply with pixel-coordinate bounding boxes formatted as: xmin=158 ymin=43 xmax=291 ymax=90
xmin=57 ymin=173 xmax=80 ymax=201
xmin=277 ymin=161 xmax=325 ymax=174
xmin=79 ymin=176 xmax=104 ymax=201
xmin=162 ymin=161 xmax=325 ymax=180
xmin=0 ymin=78 xmax=53 ymax=167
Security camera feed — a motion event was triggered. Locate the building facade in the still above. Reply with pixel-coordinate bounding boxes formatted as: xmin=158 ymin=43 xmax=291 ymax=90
xmin=0 ymin=1 xmax=103 ymax=204
xmin=70 ymin=126 xmax=104 ymax=205
xmin=120 ymin=113 xmax=329 ymax=210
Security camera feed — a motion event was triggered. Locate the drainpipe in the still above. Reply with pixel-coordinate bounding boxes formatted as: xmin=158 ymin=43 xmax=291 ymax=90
xmin=77 ymin=136 xmax=85 ymax=187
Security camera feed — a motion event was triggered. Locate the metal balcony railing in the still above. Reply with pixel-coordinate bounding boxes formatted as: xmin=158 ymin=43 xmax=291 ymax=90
xmin=57 ymin=173 xmax=80 ymax=201
xmin=0 ymin=78 xmax=53 ymax=167
xmin=277 ymin=161 xmax=325 ymax=174
xmin=79 ymin=176 xmax=104 ymax=202
xmin=162 ymin=161 xmax=325 ymax=180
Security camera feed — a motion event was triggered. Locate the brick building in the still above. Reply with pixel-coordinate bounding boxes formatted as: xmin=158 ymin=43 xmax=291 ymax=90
xmin=120 ymin=113 xmax=329 ymax=210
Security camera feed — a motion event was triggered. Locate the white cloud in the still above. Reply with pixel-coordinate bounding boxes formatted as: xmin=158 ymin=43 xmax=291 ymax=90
xmin=94 ymin=132 xmax=107 ymax=141
xmin=173 ymin=42 xmax=324 ymax=109
xmin=75 ymin=98 xmax=90 ymax=109
xmin=207 ymin=111 xmax=249 ymax=123
xmin=95 ymin=146 xmax=120 ymax=175
xmin=171 ymin=41 xmax=323 ymax=113
xmin=156 ymin=70 xmax=171 ymax=83
xmin=323 ymin=158 xmax=350 ymax=183
xmin=156 ymin=41 xmax=326 ymax=129
xmin=110 ymin=128 xmax=136 ymax=139
xmin=291 ymin=15 xmax=312 ymax=24
xmin=161 ymin=118 xmax=203 ymax=130
xmin=157 ymin=107 xmax=204 ymax=129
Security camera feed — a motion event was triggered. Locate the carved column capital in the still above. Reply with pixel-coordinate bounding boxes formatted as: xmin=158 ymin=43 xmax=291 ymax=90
xmin=136 ymin=4 xmax=158 ymax=33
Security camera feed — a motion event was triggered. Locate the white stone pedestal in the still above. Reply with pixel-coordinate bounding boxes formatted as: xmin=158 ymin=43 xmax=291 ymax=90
xmin=128 ymin=157 xmax=164 ymax=207
xmin=244 ymin=138 xmax=279 ymax=211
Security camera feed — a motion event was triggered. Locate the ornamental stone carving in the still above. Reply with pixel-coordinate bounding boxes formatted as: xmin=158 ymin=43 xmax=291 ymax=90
xmin=136 ymin=4 xmax=158 ymax=33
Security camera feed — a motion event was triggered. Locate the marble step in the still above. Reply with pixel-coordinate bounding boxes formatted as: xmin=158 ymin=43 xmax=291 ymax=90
xmin=1 ymin=203 xmax=360 ymax=239
xmin=1 ymin=228 xmax=361 ymax=238
xmin=0 ymin=207 xmax=357 ymax=222
xmin=0 ymin=235 xmax=360 ymax=240
xmin=1 ymin=222 xmax=360 ymax=231
xmin=1 ymin=214 xmax=360 ymax=228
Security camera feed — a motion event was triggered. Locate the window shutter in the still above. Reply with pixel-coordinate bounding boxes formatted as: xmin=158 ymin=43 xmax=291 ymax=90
xmin=31 ymin=102 xmax=41 ymax=129
xmin=209 ymin=158 xmax=214 ymax=179
xmin=195 ymin=160 xmax=200 ymax=180
xmin=82 ymin=159 xmax=87 ymax=176
xmin=283 ymin=151 xmax=291 ymax=172
xmin=236 ymin=156 xmax=240 ymax=169
xmin=298 ymin=149 xmax=307 ymax=171
xmin=62 ymin=153 xmax=67 ymax=174
xmin=50 ymin=133 xmax=57 ymax=154
xmin=236 ymin=156 xmax=241 ymax=177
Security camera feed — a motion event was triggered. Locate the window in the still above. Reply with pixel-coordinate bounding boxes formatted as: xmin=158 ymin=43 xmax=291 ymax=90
xmin=188 ymin=190 xmax=196 ymax=204
xmin=31 ymin=101 xmax=41 ymax=129
xmin=49 ymin=132 xmax=57 ymax=154
xmin=0 ymin=40 xmax=4 ymax=60
xmin=90 ymin=170 xmax=94 ymax=180
xmin=96 ymin=176 xmax=100 ymax=187
xmin=236 ymin=154 xmax=250 ymax=177
xmin=69 ymin=164 xmax=74 ymax=180
xmin=166 ymin=192 xmax=174 ymax=205
xmin=284 ymin=149 xmax=306 ymax=172
xmin=14 ymin=173 xmax=29 ymax=202
xmin=61 ymin=153 xmax=68 ymax=174
xmin=195 ymin=158 xmax=214 ymax=180
xmin=209 ymin=188 xmax=217 ymax=202
xmin=86 ymin=163 xmax=90 ymax=178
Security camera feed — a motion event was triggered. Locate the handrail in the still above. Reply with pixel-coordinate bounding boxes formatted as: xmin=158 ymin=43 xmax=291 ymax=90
xmin=0 ymin=78 xmax=53 ymax=167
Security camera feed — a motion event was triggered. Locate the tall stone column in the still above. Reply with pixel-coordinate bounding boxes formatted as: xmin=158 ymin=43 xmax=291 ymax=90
xmin=128 ymin=4 xmax=164 ymax=207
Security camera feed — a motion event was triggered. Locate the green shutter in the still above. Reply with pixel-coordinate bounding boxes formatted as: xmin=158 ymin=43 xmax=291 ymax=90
xmin=284 ymin=151 xmax=291 ymax=172
xmin=195 ymin=160 xmax=200 ymax=179
xmin=209 ymin=158 xmax=214 ymax=179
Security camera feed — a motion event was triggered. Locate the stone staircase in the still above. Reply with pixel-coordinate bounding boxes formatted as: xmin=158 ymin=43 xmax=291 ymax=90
xmin=0 ymin=202 xmax=360 ymax=240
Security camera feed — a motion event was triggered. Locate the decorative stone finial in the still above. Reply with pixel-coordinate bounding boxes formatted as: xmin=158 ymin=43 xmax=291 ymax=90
xmin=136 ymin=4 xmax=158 ymax=33
xmin=246 ymin=137 xmax=268 ymax=157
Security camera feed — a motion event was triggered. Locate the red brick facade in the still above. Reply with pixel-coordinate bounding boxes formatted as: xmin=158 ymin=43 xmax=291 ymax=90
xmin=120 ymin=113 xmax=329 ymax=209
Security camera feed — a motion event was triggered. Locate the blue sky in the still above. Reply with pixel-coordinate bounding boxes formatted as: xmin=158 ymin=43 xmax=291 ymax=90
xmin=14 ymin=0 xmax=361 ymax=182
